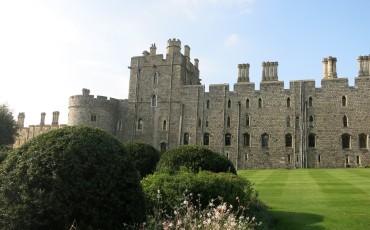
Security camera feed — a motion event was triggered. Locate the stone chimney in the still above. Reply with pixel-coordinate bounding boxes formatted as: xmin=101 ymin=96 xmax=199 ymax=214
xmin=82 ymin=88 xmax=90 ymax=96
xmin=261 ymin=61 xmax=278 ymax=81
xmin=40 ymin=112 xmax=46 ymax=126
xmin=52 ymin=111 xmax=60 ymax=126
xmin=322 ymin=56 xmax=337 ymax=79
xmin=358 ymin=55 xmax=370 ymax=77
xmin=17 ymin=112 xmax=25 ymax=128
xmin=237 ymin=63 xmax=250 ymax=83
xmin=150 ymin=43 xmax=157 ymax=55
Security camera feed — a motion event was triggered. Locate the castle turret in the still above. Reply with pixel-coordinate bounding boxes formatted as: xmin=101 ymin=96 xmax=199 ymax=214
xmin=150 ymin=43 xmax=157 ymax=55
xmin=17 ymin=112 xmax=25 ymax=128
xmin=166 ymin=38 xmax=181 ymax=55
xmin=261 ymin=61 xmax=278 ymax=81
xmin=40 ymin=112 xmax=46 ymax=126
xmin=237 ymin=63 xmax=250 ymax=83
xmin=52 ymin=111 xmax=60 ymax=126
xmin=358 ymin=55 xmax=370 ymax=77
xmin=322 ymin=56 xmax=337 ymax=79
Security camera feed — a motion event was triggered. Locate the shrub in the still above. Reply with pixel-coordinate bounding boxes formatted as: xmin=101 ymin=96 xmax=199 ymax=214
xmin=123 ymin=141 xmax=160 ymax=178
xmin=141 ymin=169 xmax=269 ymax=227
xmin=156 ymin=145 xmax=237 ymax=174
xmin=0 ymin=126 xmax=145 ymax=230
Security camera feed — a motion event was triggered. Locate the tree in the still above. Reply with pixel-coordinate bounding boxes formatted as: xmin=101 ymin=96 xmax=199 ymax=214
xmin=123 ymin=141 xmax=160 ymax=178
xmin=0 ymin=104 xmax=18 ymax=147
xmin=0 ymin=126 xmax=145 ymax=230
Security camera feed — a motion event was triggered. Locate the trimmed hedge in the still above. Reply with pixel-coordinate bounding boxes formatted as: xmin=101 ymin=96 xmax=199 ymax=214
xmin=123 ymin=141 xmax=160 ymax=178
xmin=0 ymin=126 xmax=145 ymax=230
xmin=156 ymin=146 xmax=237 ymax=174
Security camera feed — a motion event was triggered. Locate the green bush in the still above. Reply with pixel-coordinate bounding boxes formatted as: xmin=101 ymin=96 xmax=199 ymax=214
xmin=156 ymin=145 xmax=237 ymax=174
xmin=0 ymin=126 xmax=145 ymax=230
xmin=141 ymin=169 xmax=269 ymax=225
xmin=123 ymin=141 xmax=160 ymax=178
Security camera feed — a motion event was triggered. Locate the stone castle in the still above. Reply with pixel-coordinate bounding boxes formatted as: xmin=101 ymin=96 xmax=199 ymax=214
xmin=16 ymin=39 xmax=370 ymax=169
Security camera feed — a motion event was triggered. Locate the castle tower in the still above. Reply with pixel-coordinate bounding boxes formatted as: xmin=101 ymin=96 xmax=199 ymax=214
xmin=237 ymin=63 xmax=250 ymax=82
xmin=261 ymin=61 xmax=278 ymax=81
xmin=17 ymin=112 xmax=25 ymax=128
xmin=40 ymin=112 xmax=46 ymax=126
xmin=358 ymin=55 xmax=370 ymax=77
xmin=166 ymin=38 xmax=181 ymax=56
xmin=52 ymin=111 xmax=60 ymax=126
xmin=322 ymin=56 xmax=337 ymax=79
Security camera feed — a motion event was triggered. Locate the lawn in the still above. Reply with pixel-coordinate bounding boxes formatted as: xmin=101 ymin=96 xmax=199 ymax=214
xmin=239 ymin=168 xmax=370 ymax=230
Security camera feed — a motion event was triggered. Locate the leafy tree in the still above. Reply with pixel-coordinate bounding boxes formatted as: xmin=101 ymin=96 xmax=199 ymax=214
xmin=123 ymin=141 xmax=160 ymax=178
xmin=0 ymin=126 xmax=145 ymax=230
xmin=156 ymin=145 xmax=237 ymax=174
xmin=0 ymin=104 xmax=18 ymax=147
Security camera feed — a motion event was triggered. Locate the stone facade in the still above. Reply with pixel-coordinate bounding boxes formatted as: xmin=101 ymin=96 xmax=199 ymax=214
xmin=19 ymin=39 xmax=370 ymax=169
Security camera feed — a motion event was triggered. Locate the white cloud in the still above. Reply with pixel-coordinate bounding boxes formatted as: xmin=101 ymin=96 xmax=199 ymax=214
xmin=224 ymin=34 xmax=240 ymax=47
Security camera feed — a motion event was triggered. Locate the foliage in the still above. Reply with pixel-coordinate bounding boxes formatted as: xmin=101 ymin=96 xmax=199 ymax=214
xmin=0 ymin=104 xmax=18 ymax=147
xmin=0 ymin=146 xmax=11 ymax=164
xmin=141 ymin=169 xmax=270 ymax=228
xmin=156 ymin=145 xmax=237 ymax=174
xmin=123 ymin=141 xmax=160 ymax=178
xmin=0 ymin=126 xmax=145 ymax=230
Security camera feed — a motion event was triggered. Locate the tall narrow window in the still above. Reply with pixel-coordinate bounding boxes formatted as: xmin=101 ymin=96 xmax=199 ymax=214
xmin=308 ymin=133 xmax=316 ymax=147
xmin=342 ymin=133 xmax=351 ymax=149
xmin=345 ymin=155 xmax=349 ymax=165
xmin=163 ymin=120 xmax=167 ymax=130
xmin=287 ymin=116 xmax=291 ymax=127
xmin=308 ymin=96 xmax=313 ymax=106
xmin=285 ymin=134 xmax=292 ymax=147
xmin=343 ymin=115 xmax=348 ymax=127
xmin=153 ymin=72 xmax=159 ymax=84
xmin=198 ymin=117 xmax=201 ymax=128
xmin=246 ymin=114 xmax=250 ymax=127
xmin=243 ymin=133 xmax=250 ymax=147
xmin=206 ymin=100 xmax=210 ymax=109
xmin=138 ymin=118 xmax=143 ymax=129
xmin=225 ymin=133 xmax=232 ymax=146
xmin=318 ymin=154 xmax=321 ymax=163
xmin=359 ymin=133 xmax=368 ymax=149
xmin=183 ymin=133 xmax=189 ymax=145
xmin=309 ymin=115 xmax=314 ymax=127
xmin=287 ymin=97 xmax=291 ymax=108
xmin=206 ymin=117 xmax=209 ymax=127
xmin=91 ymin=114 xmax=97 ymax=122
xmin=261 ymin=133 xmax=269 ymax=147
xmin=356 ymin=155 xmax=360 ymax=164
xmin=117 ymin=121 xmax=122 ymax=131
xmin=203 ymin=133 xmax=210 ymax=146
xmin=342 ymin=95 xmax=347 ymax=107
xmin=295 ymin=116 xmax=300 ymax=128
xmin=151 ymin=95 xmax=157 ymax=107
xmin=227 ymin=99 xmax=231 ymax=108
xmin=226 ymin=116 xmax=231 ymax=127
xmin=160 ymin=142 xmax=167 ymax=151
xmin=258 ymin=98 xmax=263 ymax=108
xmin=246 ymin=98 xmax=250 ymax=108
xmin=287 ymin=154 xmax=291 ymax=162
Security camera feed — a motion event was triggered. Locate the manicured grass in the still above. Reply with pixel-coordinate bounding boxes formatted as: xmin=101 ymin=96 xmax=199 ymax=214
xmin=239 ymin=169 xmax=370 ymax=230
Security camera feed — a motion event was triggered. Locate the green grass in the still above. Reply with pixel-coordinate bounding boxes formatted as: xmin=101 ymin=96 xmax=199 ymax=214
xmin=239 ymin=168 xmax=370 ymax=230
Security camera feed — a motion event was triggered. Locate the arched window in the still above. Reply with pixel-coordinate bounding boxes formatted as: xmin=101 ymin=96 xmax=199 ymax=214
xmin=151 ymin=95 xmax=157 ymax=107
xmin=206 ymin=100 xmax=210 ymax=109
xmin=203 ymin=133 xmax=210 ymax=146
xmin=308 ymin=133 xmax=316 ymax=147
xmin=206 ymin=116 xmax=209 ymax=127
xmin=309 ymin=115 xmax=314 ymax=127
xmin=287 ymin=116 xmax=291 ymax=127
xmin=160 ymin=142 xmax=167 ymax=151
xmin=227 ymin=99 xmax=231 ymax=108
xmin=342 ymin=95 xmax=347 ymax=107
xmin=245 ymin=114 xmax=250 ymax=127
xmin=246 ymin=98 xmax=250 ymax=108
xmin=342 ymin=133 xmax=351 ymax=149
xmin=117 ymin=120 xmax=122 ymax=131
xmin=225 ymin=133 xmax=231 ymax=146
xmin=183 ymin=133 xmax=189 ymax=145
xmin=226 ymin=116 xmax=231 ymax=127
xmin=359 ymin=133 xmax=368 ymax=149
xmin=243 ymin=133 xmax=250 ymax=147
xmin=258 ymin=98 xmax=263 ymax=108
xmin=285 ymin=134 xmax=292 ymax=147
xmin=308 ymin=96 xmax=313 ymax=106
xmin=163 ymin=120 xmax=167 ymax=130
xmin=153 ymin=72 xmax=159 ymax=84
xmin=198 ymin=117 xmax=201 ymax=128
xmin=261 ymin=133 xmax=269 ymax=147
xmin=343 ymin=115 xmax=348 ymax=127
xmin=287 ymin=97 xmax=291 ymax=108
xmin=137 ymin=118 xmax=143 ymax=129
xmin=295 ymin=116 xmax=300 ymax=128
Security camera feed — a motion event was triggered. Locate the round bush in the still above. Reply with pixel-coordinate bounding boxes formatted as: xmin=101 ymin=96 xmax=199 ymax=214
xmin=123 ymin=141 xmax=160 ymax=178
xmin=156 ymin=145 xmax=237 ymax=174
xmin=0 ymin=126 xmax=145 ymax=230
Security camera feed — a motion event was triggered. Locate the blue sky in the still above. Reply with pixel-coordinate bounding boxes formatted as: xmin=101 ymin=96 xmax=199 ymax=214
xmin=1 ymin=0 xmax=369 ymax=126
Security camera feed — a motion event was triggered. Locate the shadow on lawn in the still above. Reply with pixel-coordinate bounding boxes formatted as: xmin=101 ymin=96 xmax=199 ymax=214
xmin=271 ymin=211 xmax=325 ymax=230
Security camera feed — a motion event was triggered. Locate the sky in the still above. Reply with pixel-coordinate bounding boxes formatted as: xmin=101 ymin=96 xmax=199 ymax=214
xmin=1 ymin=0 xmax=369 ymax=126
